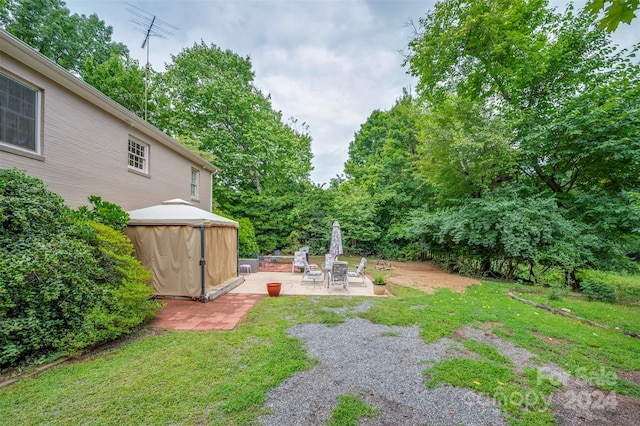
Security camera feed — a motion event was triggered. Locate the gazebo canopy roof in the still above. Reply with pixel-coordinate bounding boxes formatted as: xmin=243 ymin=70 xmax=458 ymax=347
xmin=127 ymin=199 xmax=238 ymax=228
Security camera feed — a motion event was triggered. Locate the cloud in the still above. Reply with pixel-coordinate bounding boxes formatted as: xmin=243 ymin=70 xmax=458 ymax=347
xmin=65 ymin=0 xmax=427 ymax=184
xmin=64 ymin=0 xmax=637 ymax=185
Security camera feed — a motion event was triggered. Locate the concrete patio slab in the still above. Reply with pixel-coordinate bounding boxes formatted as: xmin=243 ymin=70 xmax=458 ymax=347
xmin=150 ymin=267 xmax=380 ymax=332
xmin=230 ymin=271 xmax=378 ymax=297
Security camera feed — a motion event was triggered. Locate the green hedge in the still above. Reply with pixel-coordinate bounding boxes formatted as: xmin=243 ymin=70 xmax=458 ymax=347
xmin=576 ymin=269 xmax=640 ymax=304
xmin=238 ymin=217 xmax=259 ymax=257
xmin=0 ymin=169 xmax=160 ymax=368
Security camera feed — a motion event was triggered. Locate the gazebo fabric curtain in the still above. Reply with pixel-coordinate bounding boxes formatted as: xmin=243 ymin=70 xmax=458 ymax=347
xmin=125 ymin=225 xmax=237 ymax=298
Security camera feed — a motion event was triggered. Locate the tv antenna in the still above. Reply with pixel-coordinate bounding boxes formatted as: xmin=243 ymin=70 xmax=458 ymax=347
xmin=127 ymin=2 xmax=179 ymax=121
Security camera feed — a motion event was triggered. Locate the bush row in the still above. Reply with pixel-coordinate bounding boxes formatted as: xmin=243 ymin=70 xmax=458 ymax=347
xmin=576 ymin=270 xmax=640 ymax=305
xmin=0 ymin=169 xmax=160 ymax=369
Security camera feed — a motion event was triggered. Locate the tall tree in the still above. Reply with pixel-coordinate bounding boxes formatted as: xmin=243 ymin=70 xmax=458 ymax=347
xmin=151 ymin=42 xmax=314 ymax=252
xmin=406 ymin=0 xmax=640 ymax=198
xmin=405 ymin=0 xmax=640 ymax=275
xmin=416 ymin=95 xmax=517 ymax=201
xmin=343 ymin=92 xmax=426 ymax=258
xmin=153 ymin=42 xmax=312 ymax=196
xmin=1 ymin=0 xmax=127 ymax=75
xmin=82 ymin=51 xmax=146 ymax=116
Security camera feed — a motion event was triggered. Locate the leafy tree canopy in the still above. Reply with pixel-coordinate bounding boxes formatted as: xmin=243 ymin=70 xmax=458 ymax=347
xmin=152 ymin=42 xmax=313 ymax=199
xmin=415 ymin=95 xmax=517 ymax=202
xmin=1 ymin=0 xmax=128 ymax=75
xmin=398 ymin=0 xmax=640 ymax=279
xmin=585 ymin=0 xmax=639 ymax=31
xmin=81 ymin=51 xmax=146 ymax=116
xmin=149 ymin=42 xmax=315 ymax=252
xmin=343 ymin=92 xmax=427 ymax=257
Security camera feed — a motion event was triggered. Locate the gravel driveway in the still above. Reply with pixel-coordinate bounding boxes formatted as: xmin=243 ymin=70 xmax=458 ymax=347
xmin=258 ymin=302 xmax=506 ymax=425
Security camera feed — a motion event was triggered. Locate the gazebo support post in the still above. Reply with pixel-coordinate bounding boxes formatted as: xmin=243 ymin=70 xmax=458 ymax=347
xmin=199 ymin=225 xmax=206 ymax=302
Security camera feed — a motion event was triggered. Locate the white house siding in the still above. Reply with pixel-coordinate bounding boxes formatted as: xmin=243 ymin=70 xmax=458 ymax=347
xmin=0 ymin=30 xmax=215 ymax=211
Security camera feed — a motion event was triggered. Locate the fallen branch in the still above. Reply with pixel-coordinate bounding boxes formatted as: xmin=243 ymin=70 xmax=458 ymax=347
xmin=507 ymin=290 xmax=640 ymax=339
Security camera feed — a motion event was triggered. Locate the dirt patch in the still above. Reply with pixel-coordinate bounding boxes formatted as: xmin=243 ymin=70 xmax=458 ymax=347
xmin=378 ymin=260 xmax=480 ymax=293
xmin=456 ymin=327 xmax=640 ymax=425
xmin=551 ymin=382 xmax=640 ymax=426
xmin=497 ymin=328 xmax=514 ymax=336
xmin=532 ymin=330 xmax=572 ymax=349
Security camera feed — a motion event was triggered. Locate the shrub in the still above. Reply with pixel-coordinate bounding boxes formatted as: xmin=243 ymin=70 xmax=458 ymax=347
xmin=0 ymin=168 xmax=74 ymax=240
xmin=577 ymin=269 xmax=640 ymax=304
xmin=407 ymin=190 xmax=599 ymax=282
xmin=0 ymin=169 xmax=159 ymax=369
xmin=400 ymin=242 xmax=423 ymax=261
xmin=375 ymin=239 xmax=401 ymax=260
xmin=618 ymin=285 xmax=640 ymax=305
xmin=69 ymin=223 xmax=160 ymax=350
xmin=0 ymin=233 xmax=100 ymax=364
xmin=547 ymin=283 xmax=569 ymax=302
xmin=73 ymin=195 xmax=130 ymax=230
xmin=238 ymin=217 xmax=259 ymax=257
xmin=579 ymin=277 xmax=617 ymax=303
xmin=212 ymin=211 xmax=258 ymax=257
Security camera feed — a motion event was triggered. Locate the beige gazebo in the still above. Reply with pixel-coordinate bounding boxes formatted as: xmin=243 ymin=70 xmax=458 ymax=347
xmin=125 ymin=199 xmax=239 ymax=301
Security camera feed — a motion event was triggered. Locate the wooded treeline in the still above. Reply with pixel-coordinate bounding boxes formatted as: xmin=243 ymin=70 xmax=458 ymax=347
xmin=3 ymin=0 xmax=639 ymax=286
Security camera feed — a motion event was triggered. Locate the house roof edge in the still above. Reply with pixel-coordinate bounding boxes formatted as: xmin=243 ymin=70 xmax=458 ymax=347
xmin=0 ymin=29 xmax=219 ymax=174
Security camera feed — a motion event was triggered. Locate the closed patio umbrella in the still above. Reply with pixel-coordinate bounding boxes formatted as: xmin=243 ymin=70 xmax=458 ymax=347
xmin=329 ymin=220 xmax=343 ymax=259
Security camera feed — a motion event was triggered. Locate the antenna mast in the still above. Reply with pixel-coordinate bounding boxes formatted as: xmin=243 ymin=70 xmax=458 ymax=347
xmin=126 ymin=3 xmax=179 ymax=121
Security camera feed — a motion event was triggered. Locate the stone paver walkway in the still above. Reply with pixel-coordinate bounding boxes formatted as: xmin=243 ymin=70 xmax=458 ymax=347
xmin=151 ymin=293 xmax=264 ymax=331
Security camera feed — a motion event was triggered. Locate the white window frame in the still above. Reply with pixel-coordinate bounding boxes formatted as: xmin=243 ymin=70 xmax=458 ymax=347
xmin=191 ymin=168 xmax=200 ymax=200
xmin=0 ymin=72 xmax=41 ymax=155
xmin=128 ymin=138 xmax=149 ymax=174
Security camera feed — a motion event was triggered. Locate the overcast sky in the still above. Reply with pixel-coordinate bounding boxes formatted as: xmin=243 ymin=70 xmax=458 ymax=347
xmin=63 ymin=0 xmax=638 ymax=185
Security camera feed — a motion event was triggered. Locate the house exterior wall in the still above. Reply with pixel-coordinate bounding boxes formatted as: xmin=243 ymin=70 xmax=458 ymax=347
xmin=0 ymin=30 xmax=215 ymax=211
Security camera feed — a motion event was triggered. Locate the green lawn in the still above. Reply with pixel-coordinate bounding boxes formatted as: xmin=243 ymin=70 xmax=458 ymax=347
xmin=513 ymin=285 xmax=640 ymax=334
xmin=1 ymin=281 xmax=638 ymax=425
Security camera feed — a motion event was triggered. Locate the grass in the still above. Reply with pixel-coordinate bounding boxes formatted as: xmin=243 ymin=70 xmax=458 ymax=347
xmin=426 ymin=340 xmax=558 ymax=423
xmin=360 ymin=283 xmax=640 ymax=399
xmin=513 ymin=286 xmax=640 ymax=334
xmin=0 ymin=296 xmax=365 ymax=425
xmin=576 ymin=269 xmax=640 ymax=304
xmin=1 ymin=280 xmax=638 ymax=425
xmin=461 ymin=340 xmax=513 ymax=365
xmin=327 ymin=394 xmax=379 ymax=425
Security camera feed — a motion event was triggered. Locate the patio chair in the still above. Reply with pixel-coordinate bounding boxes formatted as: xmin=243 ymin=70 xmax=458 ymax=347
xmin=301 ymin=257 xmax=323 ymax=288
xmin=292 ymin=250 xmax=307 ymax=274
xmin=324 ymin=253 xmax=335 ymax=269
xmin=298 ymin=246 xmax=310 ymax=262
xmin=329 ymin=261 xmax=349 ymax=292
xmin=347 ymin=257 xmax=367 ymax=286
